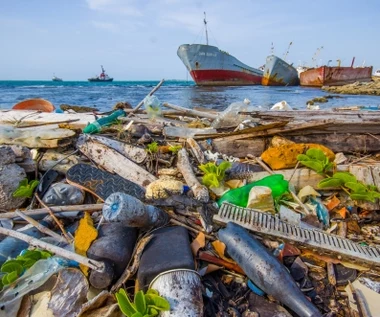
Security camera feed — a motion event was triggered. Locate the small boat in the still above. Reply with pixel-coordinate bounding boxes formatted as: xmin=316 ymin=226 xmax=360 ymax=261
xmin=177 ymin=13 xmax=263 ymax=86
xmin=52 ymin=75 xmax=63 ymax=82
xmin=373 ymin=69 xmax=380 ymax=77
xmin=12 ymin=98 xmax=55 ymax=112
xmin=300 ymin=65 xmax=373 ymax=87
xmin=88 ymin=66 xmax=113 ymax=82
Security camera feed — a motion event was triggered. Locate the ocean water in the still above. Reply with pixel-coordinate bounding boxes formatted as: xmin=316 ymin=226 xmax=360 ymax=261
xmin=0 ymin=80 xmax=379 ymax=112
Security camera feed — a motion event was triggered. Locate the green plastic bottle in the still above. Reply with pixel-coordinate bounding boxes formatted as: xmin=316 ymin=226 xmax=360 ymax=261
xmin=217 ymin=174 xmax=289 ymax=207
xmin=83 ymin=109 xmax=126 ymax=134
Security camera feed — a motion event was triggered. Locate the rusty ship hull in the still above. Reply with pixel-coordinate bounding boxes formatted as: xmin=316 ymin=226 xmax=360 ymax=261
xmin=300 ymin=66 xmax=373 ymax=87
xmin=177 ymin=44 xmax=263 ymax=86
xmin=262 ymin=55 xmax=299 ymax=86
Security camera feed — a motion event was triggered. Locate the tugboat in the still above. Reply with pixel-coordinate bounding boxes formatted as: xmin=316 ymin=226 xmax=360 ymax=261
xmin=88 ymin=65 xmax=113 ymax=82
xmin=52 ymin=74 xmax=63 ymax=82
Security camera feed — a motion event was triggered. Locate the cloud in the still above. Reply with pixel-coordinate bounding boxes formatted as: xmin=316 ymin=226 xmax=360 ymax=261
xmin=91 ymin=21 xmax=119 ymax=32
xmin=85 ymin=0 xmax=143 ymax=16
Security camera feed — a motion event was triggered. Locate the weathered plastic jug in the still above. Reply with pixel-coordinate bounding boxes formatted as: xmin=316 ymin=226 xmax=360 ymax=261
xmin=217 ymin=174 xmax=288 ymax=207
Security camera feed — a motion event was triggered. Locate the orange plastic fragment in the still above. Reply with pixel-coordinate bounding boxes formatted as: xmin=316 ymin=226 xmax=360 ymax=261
xmin=325 ymin=196 xmax=340 ymax=211
xmin=337 ymin=207 xmax=348 ymax=219
xmin=260 ymin=143 xmax=335 ymax=170
xmin=74 ymin=212 xmax=98 ymax=275
xmin=212 ymin=240 xmax=236 ymax=264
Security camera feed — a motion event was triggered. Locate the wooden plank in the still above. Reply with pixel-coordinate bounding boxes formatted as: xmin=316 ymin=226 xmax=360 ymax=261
xmin=76 ymin=136 xmax=156 ymax=187
xmin=211 ymin=120 xmax=333 ymax=143
xmin=199 ymin=139 xmax=266 ymax=158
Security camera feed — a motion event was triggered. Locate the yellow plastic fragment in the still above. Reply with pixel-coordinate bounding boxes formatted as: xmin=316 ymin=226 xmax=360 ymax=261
xmin=261 ymin=143 xmax=335 ymax=170
xmin=74 ymin=212 xmax=98 ymax=275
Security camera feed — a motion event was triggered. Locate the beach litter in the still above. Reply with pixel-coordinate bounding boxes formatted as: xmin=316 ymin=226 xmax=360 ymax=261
xmin=1 ymin=86 xmax=380 ymax=316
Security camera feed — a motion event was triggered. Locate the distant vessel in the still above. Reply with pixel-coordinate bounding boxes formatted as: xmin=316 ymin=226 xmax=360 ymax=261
xmin=300 ymin=58 xmax=373 ymax=87
xmin=88 ymin=65 xmax=113 ymax=82
xmin=262 ymin=43 xmax=299 ymax=86
xmin=52 ymin=74 xmax=63 ymax=82
xmin=177 ymin=13 xmax=263 ymax=86
xmin=373 ymin=69 xmax=380 ymax=77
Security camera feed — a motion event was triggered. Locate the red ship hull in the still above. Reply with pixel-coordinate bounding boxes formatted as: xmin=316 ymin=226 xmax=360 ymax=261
xmin=190 ymin=69 xmax=262 ymax=86
xmin=300 ymin=66 xmax=373 ymax=87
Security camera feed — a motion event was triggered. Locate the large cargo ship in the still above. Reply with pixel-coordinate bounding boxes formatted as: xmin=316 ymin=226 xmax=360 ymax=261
xmin=262 ymin=55 xmax=299 ymax=86
xmin=177 ymin=14 xmax=263 ymax=86
xmin=300 ymin=65 xmax=373 ymax=87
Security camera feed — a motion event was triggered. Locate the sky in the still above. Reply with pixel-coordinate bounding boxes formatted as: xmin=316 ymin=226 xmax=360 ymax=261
xmin=0 ymin=0 xmax=379 ymax=80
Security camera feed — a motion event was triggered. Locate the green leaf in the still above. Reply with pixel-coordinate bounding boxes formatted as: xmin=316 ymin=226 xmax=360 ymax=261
xmin=2 ymin=274 xmax=9 ymax=286
xmin=5 ymin=271 xmax=19 ymax=284
xmin=116 ymin=289 xmax=137 ymax=317
xmin=350 ymin=193 xmax=375 ymax=202
xmin=12 ymin=178 xmax=40 ymax=198
xmin=146 ymin=295 xmax=170 ymax=311
xmin=370 ymin=191 xmax=380 ymax=199
xmin=134 ymin=290 xmax=147 ymax=314
xmin=131 ymin=313 xmax=143 ymax=317
xmin=202 ymin=174 xmax=220 ymax=188
xmin=306 ymin=148 xmax=326 ymax=161
xmin=21 ymin=250 xmax=42 ymax=261
xmin=318 ymin=178 xmax=345 ymax=188
xmin=146 ymin=289 xmax=159 ymax=296
xmin=332 ymin=172 xmax=357 ymax=184
xmin=22 ymin=259 xmax=37 ymax=269
xmin=299 ymin=160 xmax=324 ymax=173
xmin=345 ymin=182 xmax=368 ymax=193
xmin=1 ymin=262 xmax=23 ymax=275
xmin=147 ymin=308 xmax=158 ymax=316
xmin=296 ymin=154 xmax=310 ymax=162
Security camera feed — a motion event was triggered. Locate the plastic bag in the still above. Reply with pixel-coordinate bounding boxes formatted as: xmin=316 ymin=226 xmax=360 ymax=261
xmin=270 ymin=100 xmax=293 ymax=111
xmin=212 ymin=99 xmax=259 ymax=129
xmin=144 ymin=95 xmax=162 ymax=119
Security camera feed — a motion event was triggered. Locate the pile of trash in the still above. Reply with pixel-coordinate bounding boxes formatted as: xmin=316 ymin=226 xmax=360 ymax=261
xmin=1 ymin=87 xmax=380 ymax=317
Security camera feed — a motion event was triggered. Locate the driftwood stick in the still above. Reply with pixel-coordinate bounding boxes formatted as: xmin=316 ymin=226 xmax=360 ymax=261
xmin=177 ymin=148 xmax=209 ymax=203
xmin=35 ymin=194 xmax=73 ymax=243
xmin=255 ymin=157 xmax=312 ymax=215
xmin=111 ymin=235 xmax=153 ymax=292
xmin=186 ymin=138 xmax=205 ymax=164
xmin=162 ymin=102 xmax=218 ymax=120
xmin=128 ymin=79 xmax=165 ymax=115
xmin=0 ymin=204 xmax=104 ymax=219
xmin=15 ymin=210 xmax=66 ymax=243
xmin=0 ymin=226 xmax=104 ymax=272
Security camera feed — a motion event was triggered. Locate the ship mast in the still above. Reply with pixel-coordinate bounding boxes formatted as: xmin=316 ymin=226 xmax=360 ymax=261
xmin=283 ymin=42 xmax=292 ymax=61
xmin=204 ymin=12 xmax=209 ymax=45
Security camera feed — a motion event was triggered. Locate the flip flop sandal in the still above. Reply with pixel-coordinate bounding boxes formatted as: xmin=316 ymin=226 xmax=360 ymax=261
xmin=66 ymin=163 xmax=145 ymax=201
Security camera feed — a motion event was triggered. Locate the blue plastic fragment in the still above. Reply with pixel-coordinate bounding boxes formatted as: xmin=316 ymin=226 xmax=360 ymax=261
xmin=309 ymin=196 xmax=330 ymax=227
xmin=248 ymin=279 xmax=265 ymax=296
xmin=183 ymin=185 xmax=190 ymax=193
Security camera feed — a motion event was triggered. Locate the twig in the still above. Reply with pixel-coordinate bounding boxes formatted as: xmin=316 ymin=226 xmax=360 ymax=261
xmin=170 ymin=219 xmax=215 ymax=241
xmin=288 ymin=161 xmax=301 ymax=182
xmin=255 ymin=157 xmax=312 ymax=215
xmin=111 ymin=235 xmax=153 ymax=292
xmin=128 ymin=79 xmax=165 ymax=116
xmin=0 ymin=203 xmax=104 ymax=219
xmin=0 ymin=226 xmax=104 ymax=272
xmin=35 ymin=193 xmax=73 ymax=244
xmin=15 ymin=210 xmax=66 ymax=243
xmin=348 ymin=154 xmax=373 ymax=166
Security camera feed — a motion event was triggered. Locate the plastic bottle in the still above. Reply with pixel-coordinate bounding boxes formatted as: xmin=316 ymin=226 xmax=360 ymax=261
xmin=219 ymin=223 xmax=322 ymax=317
xmin=217 ymin=174 xmax=289 ymax=207
xmin=83 ymin=109 xmax=126 ymax=134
